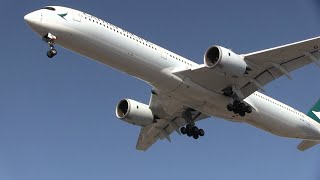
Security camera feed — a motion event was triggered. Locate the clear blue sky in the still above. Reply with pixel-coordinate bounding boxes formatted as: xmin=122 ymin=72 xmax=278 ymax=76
xmin=1 ymin=0 xmax=320 ymax=179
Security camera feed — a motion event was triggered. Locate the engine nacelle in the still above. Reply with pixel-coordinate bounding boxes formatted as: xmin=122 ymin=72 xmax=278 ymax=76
xmin=116 ymin=99 xmax=154 ymax=126
xmin=204 ymin=46 xmax=247 ymax=76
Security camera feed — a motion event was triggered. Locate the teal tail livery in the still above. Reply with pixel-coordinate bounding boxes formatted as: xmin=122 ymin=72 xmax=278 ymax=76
xmin=297 ymin=99 xmax=320 ymax=151
xmin=307 ymin=98 xmax=320 ymax=123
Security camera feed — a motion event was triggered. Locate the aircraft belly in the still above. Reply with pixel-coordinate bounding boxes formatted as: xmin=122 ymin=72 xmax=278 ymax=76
xmin=165 ymin=77 xmax=243 ymax=121
xmin=244 ymin=95 xmax=306 ymax=138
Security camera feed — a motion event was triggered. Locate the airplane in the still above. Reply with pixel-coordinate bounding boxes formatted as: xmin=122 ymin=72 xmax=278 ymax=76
xmin=24 ymin=6 xmax=320 ymax=151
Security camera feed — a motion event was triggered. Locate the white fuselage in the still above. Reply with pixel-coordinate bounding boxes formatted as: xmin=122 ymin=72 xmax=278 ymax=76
xmin=24 ymin=6 xmax=320 ymax=141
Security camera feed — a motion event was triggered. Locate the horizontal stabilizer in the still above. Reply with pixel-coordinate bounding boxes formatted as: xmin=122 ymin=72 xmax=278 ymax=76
xmin=297 ymin=140 xmax=319 ymax=151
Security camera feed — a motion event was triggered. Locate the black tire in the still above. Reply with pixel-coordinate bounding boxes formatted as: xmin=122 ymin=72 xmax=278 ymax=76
xmin=233 ymin=100 xmax=240 ymax=106
xmin=186 ymin=124 xmax=193 ymax=130
xmin=180 ymin=127 xmax=187 ymax=134
xmin=47 ymin=51 xmax=54 ymax=58
xmin=246 ymin=106 xmax=252 ymax=113
xmin=233 ymin=108 xmax=239 ymax=114
xmin=239 ymin=111 xmax=245 ymax=117
xmin=192 ymin=126 xmax=198 ymax=134
xmin=51 ymin=49 xmax=57 ymax=56
xmin=198 ymin=129 xmax=205 ymax=136
xmin=240 ymin=103 xmax=246 ymax=111
xmin=193 ymin=133 xmax=199 ymax=139
xmin=186 ymin=129 xmax=192 ymax=137
xmin=227 ymin=104 xmax=233 ymax=111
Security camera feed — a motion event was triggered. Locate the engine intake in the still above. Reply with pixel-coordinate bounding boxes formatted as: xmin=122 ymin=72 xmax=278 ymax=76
xmin=204 ymin=46 xmax=247 ymax=76
xmin=116 ymin=99 xmax=154 ymax=126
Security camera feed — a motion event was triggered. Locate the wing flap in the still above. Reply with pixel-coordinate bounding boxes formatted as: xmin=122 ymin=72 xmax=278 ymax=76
xmin=136 ymin=113 xmax=209 ymax=151
xmin=136 ymin=118 xmax=182 ymax=151
xmin=241 ymin=52 xmax=319 ymax=96
xmin=136 ymin=125 xmax=160 ymax=151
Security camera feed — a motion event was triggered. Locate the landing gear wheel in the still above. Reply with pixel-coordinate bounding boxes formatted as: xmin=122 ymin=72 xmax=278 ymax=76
xmin=47 ymin=49 xmax=57 ymax=58
xmin=198 ymin=129 xmax=205 ymax=136
xmin=186 ymin=130 xmax=192 ymax=137
xmin=233 ymin=100 xmax=240 ymax=106
xmin=246 ymin=106 xmax=252 ymax=113
xmin=182 ymin=121 xmax=205 ymax=139
xmin=240 ymin=103 xmax=246 ymax=112
xmin=51 ymin=49 xmax=57 ymax=56
xmin=228 ymin=98 xmax=253 ymax=117
xmin=186 ymin=124 xmax=193 ymax=131
xmin=180 ymin=127 xmax=187 ymax=134
xmin=193 ymin=133 xmax=199 ymax=139
xmin=47 ymin=51 xmax=54 ymax=58
xmin=192 ymin=126 xmax=198 ymax=134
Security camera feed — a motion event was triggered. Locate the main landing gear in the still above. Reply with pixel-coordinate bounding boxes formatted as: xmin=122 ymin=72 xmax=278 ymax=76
xmin=179 ymin=109 xmax=205 ymax=139
xmin=227 ymin=100 xmax=252 ymax=117
xmin=180 ymin=124 xmax=205 ymax=139
xmin=222 ymin=87 xmax=253 ymax=117
xmin=42 ymin=33 xmax=58 ymax=58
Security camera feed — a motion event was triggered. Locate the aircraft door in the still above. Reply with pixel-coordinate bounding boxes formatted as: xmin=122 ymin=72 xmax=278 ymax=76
xmin=161 ymin=50 xmax=167 ymax=60
xmin=73 ymin=10 xmax=81 ymax=22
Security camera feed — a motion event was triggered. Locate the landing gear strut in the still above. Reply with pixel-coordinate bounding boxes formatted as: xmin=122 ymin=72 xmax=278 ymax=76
xmin=43 ymin=33 xmax=57 ymax=58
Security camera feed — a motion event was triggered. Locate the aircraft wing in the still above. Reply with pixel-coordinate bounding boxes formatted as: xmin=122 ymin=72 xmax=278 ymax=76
xmin=173 ymin=36 xmax=320 ymax=98
xmin=136 ymin=92 xmax=209 ymax=151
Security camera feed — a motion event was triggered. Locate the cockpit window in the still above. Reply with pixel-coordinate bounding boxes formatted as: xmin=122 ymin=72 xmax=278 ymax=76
xmin=42 ymin=7 xmax=56 ymax=11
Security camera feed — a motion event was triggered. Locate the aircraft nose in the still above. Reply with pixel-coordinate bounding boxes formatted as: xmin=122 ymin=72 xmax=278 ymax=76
xmin=24 ymin=12 xmax=38 ymax=26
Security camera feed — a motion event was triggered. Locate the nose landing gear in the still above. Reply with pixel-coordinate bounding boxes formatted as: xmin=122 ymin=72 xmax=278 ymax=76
xmin=47 ymin=45 xmax=57 ymax=58
xmin=42 ymin=33 xmax=58 ymax=58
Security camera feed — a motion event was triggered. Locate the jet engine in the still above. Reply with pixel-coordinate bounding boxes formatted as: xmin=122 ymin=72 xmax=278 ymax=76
xmin=204 ymin=46 xmax=248 ymax=76
xmin=116 ymin=99 xmax=154 ymax=126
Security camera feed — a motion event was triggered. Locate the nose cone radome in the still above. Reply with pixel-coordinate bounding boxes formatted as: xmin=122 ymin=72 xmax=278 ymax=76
xmin=24 ymin=12 xmax=38 ymax=26
xmin=24 ymin=11 xmax=46 ymax=35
